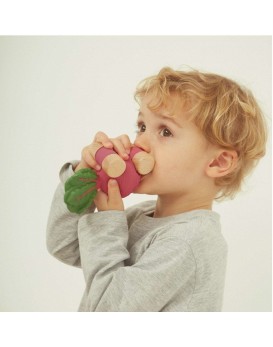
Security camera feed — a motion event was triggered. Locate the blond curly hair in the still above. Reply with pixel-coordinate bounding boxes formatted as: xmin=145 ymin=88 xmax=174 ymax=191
xmin=134 ymin=67 xmax=267 ymax=199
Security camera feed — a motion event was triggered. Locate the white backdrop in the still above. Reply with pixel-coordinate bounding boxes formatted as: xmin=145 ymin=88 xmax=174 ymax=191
xmin=0 ymin=36 xmax=271 ymax=312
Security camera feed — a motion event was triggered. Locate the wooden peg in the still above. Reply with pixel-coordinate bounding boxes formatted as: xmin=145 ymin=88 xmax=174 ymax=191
xmin=132 ymin=151 xmax=155 ymax=175
xmin=101 ymin=153 xmax=126 ymax=178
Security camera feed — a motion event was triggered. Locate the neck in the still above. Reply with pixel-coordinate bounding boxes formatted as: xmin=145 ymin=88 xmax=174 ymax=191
xmin=154 ymin=193 xmax=214 ymax=218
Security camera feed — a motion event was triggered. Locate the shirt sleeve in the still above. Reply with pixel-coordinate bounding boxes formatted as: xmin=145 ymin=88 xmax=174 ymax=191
xmin=77 ymin=212 xmax=196 ymax=312
xmin=46 ymin=161 xmax=95 ymax=267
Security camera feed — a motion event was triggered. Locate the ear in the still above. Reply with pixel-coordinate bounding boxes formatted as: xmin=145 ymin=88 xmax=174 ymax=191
xmin=206 ymin=150 xmax=238 ymax=178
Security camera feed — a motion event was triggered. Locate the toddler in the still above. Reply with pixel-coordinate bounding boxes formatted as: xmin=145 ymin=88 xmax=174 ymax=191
xmin=47 ymin=67 xmax=267 ymax=311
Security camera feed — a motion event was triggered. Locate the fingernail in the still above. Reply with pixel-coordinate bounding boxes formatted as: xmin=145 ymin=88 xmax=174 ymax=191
xmin=109 ymin=179 xmax=117 ymax=186
xmin=95 ymin=165 xmax=101 ymax=170
xmin=123 ymin=153 xmax=129 ymax=160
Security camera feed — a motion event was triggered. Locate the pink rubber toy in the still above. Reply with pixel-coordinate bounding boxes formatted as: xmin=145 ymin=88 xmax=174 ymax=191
xmin=64 ymin=146 xmax=155 ymax=213
xmin=95 ymin=146 xmax=151 ymax=197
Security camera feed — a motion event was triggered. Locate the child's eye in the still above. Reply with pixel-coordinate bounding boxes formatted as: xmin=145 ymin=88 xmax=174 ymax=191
xmin=159 ymin=128 xmax=173 ymax=137
xmin=136 ymin=122 xmax=146 ymax=133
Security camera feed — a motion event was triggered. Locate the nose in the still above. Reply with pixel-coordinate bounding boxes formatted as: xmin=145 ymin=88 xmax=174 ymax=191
xmin=134 ymin=132 xmax=151 ymax=153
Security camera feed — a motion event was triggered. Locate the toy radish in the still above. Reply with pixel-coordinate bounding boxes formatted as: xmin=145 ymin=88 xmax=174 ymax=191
xmin=64 ymin=146 xmax=155 ymax=214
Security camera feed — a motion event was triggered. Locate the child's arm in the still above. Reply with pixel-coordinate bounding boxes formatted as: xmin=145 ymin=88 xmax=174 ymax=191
xmin=77 ymin=216 xmax=196 ymax=311
xmin=46 ymin=132 xmax=133 ymax=266
xmin=46 ymin=162 xmax=95 ymax=267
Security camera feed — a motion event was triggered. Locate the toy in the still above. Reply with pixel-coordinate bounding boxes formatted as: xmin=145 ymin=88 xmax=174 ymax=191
xmin=64 ymin=145 xmax=155 ymax=214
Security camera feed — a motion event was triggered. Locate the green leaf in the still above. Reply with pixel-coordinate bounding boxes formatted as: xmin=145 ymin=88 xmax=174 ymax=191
xmin=64 ymin=168 xmax=97 ymax=191
xmin=64 ymin=168 xmax=98 ymax=214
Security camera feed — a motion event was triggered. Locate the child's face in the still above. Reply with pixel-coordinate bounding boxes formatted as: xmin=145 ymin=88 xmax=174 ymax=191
xmin=133 ymin=95 xmax=218 ymax=198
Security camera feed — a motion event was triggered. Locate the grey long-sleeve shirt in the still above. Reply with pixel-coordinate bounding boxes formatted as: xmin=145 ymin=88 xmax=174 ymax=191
xmin=46 ymin=162 xmax=228 ymax=312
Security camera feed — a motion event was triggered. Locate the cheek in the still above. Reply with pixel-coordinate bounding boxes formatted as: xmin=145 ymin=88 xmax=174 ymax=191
xmin=156 ymin=152 xmax=205 ymax=182
xmin=154 ymin=157 xmax=182 ymax=180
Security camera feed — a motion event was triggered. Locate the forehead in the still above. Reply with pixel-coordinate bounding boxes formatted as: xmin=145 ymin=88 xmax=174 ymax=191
xmin=138 ymin=96 xmax=192 ymax=130
xmin=139 ymin=94 xmax=188 ymax=120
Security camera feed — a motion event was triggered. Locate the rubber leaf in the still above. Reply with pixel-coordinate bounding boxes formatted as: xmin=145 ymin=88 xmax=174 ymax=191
xmin=64 ymin=168 xmax=98 ymax=214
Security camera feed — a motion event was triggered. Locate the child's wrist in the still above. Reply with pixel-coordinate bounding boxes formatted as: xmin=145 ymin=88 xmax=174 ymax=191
xmin=74 ymin=161 xmax=88 ymax=172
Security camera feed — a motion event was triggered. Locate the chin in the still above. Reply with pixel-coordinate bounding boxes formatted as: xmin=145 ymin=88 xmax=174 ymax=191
xmin=133 ymin=186 xmax=146 ymax=194
xmin=133 ymin=184 xmax=157 ymax=195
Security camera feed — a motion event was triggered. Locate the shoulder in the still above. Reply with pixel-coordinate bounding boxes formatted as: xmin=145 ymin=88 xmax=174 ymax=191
xmin=153 ymin=210 xmax=227 ymax=258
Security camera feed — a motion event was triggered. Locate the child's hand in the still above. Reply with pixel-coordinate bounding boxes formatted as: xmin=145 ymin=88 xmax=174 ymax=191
xmin=75 ymin=131 xmax=132 ymax=172
xmin=94 ymin=179 xmax=124 ymax=211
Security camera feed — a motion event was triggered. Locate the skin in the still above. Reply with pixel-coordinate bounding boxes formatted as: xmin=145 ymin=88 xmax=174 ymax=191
xmin=75 ymin=95 xmax=238 ymax=216
xmin=75 ymin=132 xmax=131 ymax=212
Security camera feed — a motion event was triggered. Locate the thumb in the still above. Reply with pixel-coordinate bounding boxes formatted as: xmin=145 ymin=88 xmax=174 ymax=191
xmin=107 ymin=179 xmax=124 ymax=210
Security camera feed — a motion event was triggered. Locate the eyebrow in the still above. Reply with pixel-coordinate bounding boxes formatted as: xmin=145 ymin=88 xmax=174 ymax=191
xmin=138 ymin=111 xmax=183 ymax=128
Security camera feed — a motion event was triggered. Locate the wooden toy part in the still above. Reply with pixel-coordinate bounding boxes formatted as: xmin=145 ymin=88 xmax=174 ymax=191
xmin=94 ymin=145 xmax=126 ymax=178
xmin=101 ymin=153 xmax=126 ymax=178
xmin=132 ymin=151 xmax=155 ymax=175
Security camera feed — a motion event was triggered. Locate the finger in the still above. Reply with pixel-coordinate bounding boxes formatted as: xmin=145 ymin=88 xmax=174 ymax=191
xmin=94 ymin=131 xmax=113 ymax=148
xmin=93 ymin=189 xmax=108 ymax=211
xmin=119 ymin=134 xmax=132 ymax=154
xmin=81 ymin=146 xmax=101 ymax=170
xmin=110 ymin=134 xmax=132 ymax=160
xmin=107 ymin=179 xmax=124 ymax=210
xmin=110 ymin=138 xmax=130 ymax=160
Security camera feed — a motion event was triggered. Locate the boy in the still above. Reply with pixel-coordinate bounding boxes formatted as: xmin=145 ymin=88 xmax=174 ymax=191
xmin=46 ymin=67 xmax=267 ymax=311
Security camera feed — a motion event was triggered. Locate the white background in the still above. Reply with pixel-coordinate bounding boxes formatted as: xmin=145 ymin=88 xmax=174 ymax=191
xmin=0 ymin=36 xmax=271 ymax=312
